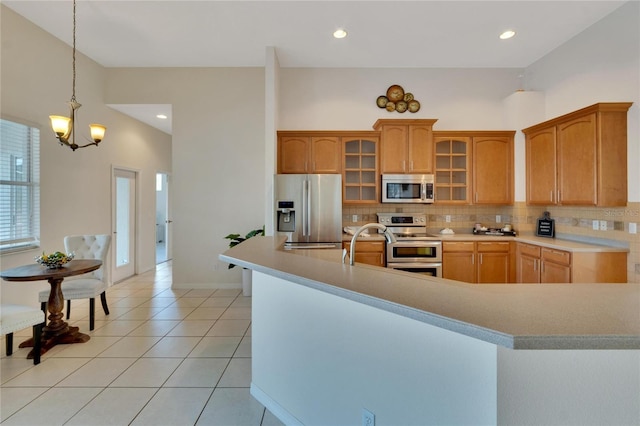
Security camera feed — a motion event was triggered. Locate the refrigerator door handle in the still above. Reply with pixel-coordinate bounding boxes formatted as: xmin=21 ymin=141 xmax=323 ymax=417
xmin=306 ymin=178 xmax=312 ymax=236
xmin=302 ymin=178 xmax=309 ymax=236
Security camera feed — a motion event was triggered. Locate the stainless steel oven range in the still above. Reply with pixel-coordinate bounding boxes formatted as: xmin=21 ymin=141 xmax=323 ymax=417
xmin=377 ymin=213 xmax=442 ymax=278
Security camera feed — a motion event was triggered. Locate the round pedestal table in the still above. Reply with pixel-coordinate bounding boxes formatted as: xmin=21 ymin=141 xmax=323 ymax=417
xmin=1 ymin=259 xmax=102 ymax=359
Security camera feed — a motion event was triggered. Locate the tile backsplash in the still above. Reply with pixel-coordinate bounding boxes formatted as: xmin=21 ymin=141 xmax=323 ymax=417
xmin=343 ymin=202 xmax=640 ymax=283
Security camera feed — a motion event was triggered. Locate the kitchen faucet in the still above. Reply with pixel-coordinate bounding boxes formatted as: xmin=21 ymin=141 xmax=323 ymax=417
xmin=342 ymin=223 xmax=397 ymax=265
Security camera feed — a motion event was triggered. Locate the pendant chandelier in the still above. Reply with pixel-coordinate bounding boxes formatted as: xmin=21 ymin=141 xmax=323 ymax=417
xmin=49 ymin=0 xmax=106 ymax=151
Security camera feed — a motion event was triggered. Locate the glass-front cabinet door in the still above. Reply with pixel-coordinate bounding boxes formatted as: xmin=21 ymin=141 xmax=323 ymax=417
xmin=434 ymin=135 xmax=471 ymax=204
xmin=343 ymin=135 xmax=379 ymax=204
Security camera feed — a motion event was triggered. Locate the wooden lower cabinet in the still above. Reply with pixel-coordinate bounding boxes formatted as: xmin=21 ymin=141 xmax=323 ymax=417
xmin=517 ymin=244 xmax=572 ymax=283
xmin=342 ymin=241 xmax=385 ymax=267
xmin=540 ymin=248 xmax=571 ymax=283
xmin=442 ymin=243 xmax=476 ymax=283
xmin=516 ymin=243 xmax=626 ymax=283
xmin=442 ymin=241 xmax=510 ymax=284
xmin=477 ymin=243 xmax=511 ymax=283
xmin=516 ymin=243 xmax=541 ymax=283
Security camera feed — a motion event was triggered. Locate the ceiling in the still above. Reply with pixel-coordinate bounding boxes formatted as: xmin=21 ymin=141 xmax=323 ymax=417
xmin=4 ymin=0 xmax=628 ymax=135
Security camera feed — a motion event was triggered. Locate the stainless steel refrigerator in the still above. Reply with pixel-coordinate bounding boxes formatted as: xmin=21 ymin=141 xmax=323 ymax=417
xmin=274 ymin=174 xmax=342 ymax=248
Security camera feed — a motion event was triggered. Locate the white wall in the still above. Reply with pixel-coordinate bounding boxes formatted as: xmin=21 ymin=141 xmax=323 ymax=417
xmin=498 ymin=347 xmax=640 ymax=425
xmin=105 ymin=68 xmax=266 ymax=287
xmin=525 ymin=1 xmax=640 ymax=201
xmin=278 ymin=68 xmax=522 ymax=130
xmin=0 ymin=6 xmax=172 ymax=305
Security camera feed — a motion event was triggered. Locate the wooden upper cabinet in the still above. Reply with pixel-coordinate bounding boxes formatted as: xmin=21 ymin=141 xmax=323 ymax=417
xmin=343 ymin=134 xmax=379 ymax=204
xmin=310 ymin=137 xmax=342 ymax=173
xmin=278 ymin=136 xmax=309 ymax=174
xmin=408 ymin=125 xmax=434 ymax=173
xmin=557 ymin=114 xmax=597 ymax=205
xmin=473 ymin=134 xmax=514 ymax=205
xmin=373 ymin=119 xmax=437 ymax=174
xmin=378 ymin=125 xmax=407 ymax=173
xmin=277 ymin=133 xmax=342 ymax=174
xmin=433 ymin=131 xmax=514 ymax=205
xmin=526 ymin=126 xmax=557 ymax=205
xmin=523 ymin=102 xmax=632 ymax=207
xmin=434 ymin=135 xmax=471 ymax=204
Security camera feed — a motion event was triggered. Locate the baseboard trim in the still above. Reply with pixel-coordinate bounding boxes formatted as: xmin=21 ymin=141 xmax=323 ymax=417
xmin=250 ymin=382 xmax=303 ymax=426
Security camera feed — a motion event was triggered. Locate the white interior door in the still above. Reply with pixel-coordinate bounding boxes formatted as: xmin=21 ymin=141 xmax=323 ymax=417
xmin=113 ymin=168 xmax=137 ymax=282
xmin=155 ymin=172 xmax=172 ymax=263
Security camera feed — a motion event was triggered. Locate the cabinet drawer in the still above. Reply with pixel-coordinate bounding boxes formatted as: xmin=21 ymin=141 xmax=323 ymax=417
xmin=442 ymin=241 xmax=475 ymax=252
xmin=342 ymin=241 xmax=385 ymax=253
xmin=541 ymin=248 xmax=571 ymax=265
xmin=518 ymin=243 xmax=541 ymax=258
xmin=477 ymin=241 xmax=510 ymax=253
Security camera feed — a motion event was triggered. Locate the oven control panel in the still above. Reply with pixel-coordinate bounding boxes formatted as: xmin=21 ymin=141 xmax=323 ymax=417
xmin=377 ymin=213 xmax=426 ymax=225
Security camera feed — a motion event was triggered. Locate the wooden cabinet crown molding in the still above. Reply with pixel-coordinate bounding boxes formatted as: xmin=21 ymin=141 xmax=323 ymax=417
xmin=277 ymin=130 xmax=380 ymax=138
xmin=432 ymin=130 xmax=516 ymax=138
xmin=372 ymin=118 xmax=438 ymax=129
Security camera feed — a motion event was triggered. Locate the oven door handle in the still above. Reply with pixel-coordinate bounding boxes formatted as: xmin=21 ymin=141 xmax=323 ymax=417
xmin=388 ymin=241 xmax=442 ymax=247
xmin=387 ymin=262 xmax=443 ymax=268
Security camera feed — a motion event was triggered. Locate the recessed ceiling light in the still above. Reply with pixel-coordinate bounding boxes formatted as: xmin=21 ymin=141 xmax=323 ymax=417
xmin=499 ymin=30 xmax=516 ymax=40
xmin=156 ymin=114 xmax=168 ymax=119
xmin=333 ymin=29 xmax=347 ymax=39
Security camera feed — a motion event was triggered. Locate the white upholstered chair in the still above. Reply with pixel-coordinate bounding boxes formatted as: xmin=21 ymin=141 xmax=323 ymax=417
xmin=39 ymin=234 xmax=111 ymax=331
xmin=1 ymin=304 xmax=45 ymax=364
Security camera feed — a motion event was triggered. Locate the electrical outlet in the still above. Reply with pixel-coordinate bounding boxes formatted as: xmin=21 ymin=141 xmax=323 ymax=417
xmin=496 ymin=215 xmax=501 ymax=223
xmin=629 ymin=223 xmax=637 ymax=234
xmin=599 ymin=220 xmax=607 ymax=231
xmin=352 ymin=215 xmax=358 ymax=222
xmin=362 ymin=409 xmax=375 ymax=426
xmin=213 ymin=263 xmax=219 ymax=271
xmin=445 ymin=215 xmax=451 ymax=223
xmin=593 ymin=220 xmax=599 ymax=230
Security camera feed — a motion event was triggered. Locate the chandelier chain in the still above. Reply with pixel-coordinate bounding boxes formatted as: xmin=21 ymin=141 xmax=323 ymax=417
xmin=71 ymin=0 xmax=77 ymax=102
xmin=50 ymin=0 xmax=105 ymax=149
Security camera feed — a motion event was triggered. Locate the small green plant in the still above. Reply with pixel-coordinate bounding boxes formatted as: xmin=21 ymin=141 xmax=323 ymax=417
xmin=224 ymin=226 xmax=265 ymax=269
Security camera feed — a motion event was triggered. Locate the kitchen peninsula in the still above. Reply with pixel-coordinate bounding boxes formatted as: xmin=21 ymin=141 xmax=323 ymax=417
xmin=220 ymin=236 xmax=640 ymax=426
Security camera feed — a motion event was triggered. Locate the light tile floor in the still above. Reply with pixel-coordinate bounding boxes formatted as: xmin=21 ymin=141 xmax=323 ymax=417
xmin=1 ymin=261 xmax=284 ymax=426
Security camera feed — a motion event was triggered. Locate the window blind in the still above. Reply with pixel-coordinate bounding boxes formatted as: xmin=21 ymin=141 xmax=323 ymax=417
xmin=0 ymin=118 xmax=40 ymax=252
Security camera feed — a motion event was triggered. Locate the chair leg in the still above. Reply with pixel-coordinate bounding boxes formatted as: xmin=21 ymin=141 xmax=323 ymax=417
xmin=32 ymin=323 xmax=43 ymax=365
xmin=89 ymin=298 xmax=95 ymax=331
xmin=66 ymin=299 xmax=71 ymax=320
xmin=100 ymin=291 xmax=110 ymax=315
xmin=6 ymin=332 xmax=13 ymax=356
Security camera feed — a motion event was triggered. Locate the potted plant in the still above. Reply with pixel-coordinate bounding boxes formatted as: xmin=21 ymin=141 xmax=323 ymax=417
xmin=224 ymin=226 xmax=264 ymax=296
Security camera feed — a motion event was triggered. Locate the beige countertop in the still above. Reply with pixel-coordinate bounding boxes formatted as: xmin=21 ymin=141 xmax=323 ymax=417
xmin=342 ymin=231 xmax=628 ymax=253
xmin=220 ymin=236 xmax=639 ymax=350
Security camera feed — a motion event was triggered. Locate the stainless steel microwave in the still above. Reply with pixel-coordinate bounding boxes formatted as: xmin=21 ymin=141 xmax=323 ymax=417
xmin=381 ymin=174 xmax=434 ymax=203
